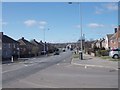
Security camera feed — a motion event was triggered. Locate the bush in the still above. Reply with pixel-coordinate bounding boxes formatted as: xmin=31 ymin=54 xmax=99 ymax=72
xmin=96 ymin=50 xmax=109 ymax=56
xmin=100 ymin=50 xmax=109 ymax=56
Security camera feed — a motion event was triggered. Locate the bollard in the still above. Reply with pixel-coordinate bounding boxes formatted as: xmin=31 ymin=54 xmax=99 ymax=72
xmin=79 ymin=51 xmax=83 ymax=60
xmin=11 ymin=56 xmax=14 ymax=63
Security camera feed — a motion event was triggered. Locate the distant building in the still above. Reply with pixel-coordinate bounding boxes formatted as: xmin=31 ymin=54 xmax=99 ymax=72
xmin=0 ymin=32 xmax=19 ymax=59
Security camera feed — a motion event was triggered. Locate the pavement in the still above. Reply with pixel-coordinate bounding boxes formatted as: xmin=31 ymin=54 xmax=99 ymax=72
xmin=71 ymin=54 xmax=119 ymax=70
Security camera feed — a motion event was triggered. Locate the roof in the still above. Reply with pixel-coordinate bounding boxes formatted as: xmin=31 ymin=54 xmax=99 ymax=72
xmin=106 ymin=34 xmax=114 ymax=39
xmin=18 ymin=37 xmax=34 ymax=46
xmin=93 ymin=40 xmax=98 ymax=44
xmin=110 ymin=29 xmax=120 ymax=40
xmin=31 ymin=39 xmax=39 ymax=45
xmin=99 ymin=38 xmax=105 ymax=42
xmin=2 ymin=35 xmax=19 ymax=43
xmin=110 ymin=33 xmax=116 ymax=40
xmin=31 ymin=39 xmax=43 ymax=46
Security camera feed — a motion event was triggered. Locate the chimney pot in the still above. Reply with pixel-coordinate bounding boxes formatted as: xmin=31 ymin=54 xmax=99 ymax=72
xmin=114 ymin=28 xmax=117 ymax=33
xmin=22 ymin=37 xmax=24 ymax=40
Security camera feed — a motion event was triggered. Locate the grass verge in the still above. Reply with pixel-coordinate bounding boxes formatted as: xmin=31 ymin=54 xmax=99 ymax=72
xmin=72 ymin=53 xmax=79 ymax=58
xmin=100 ymin=56 xmax=120 ymax=61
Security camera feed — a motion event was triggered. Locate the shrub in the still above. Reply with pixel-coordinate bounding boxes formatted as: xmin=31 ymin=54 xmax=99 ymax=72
xmin=96 ymin=50 xmax=109 ymax=56
xmin=100 ymin=50 xmax=109 ymax=56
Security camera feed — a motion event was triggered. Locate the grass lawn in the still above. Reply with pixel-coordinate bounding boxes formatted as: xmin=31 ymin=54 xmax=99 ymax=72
xmin=72 ymin=53 xmax=80 ymax=58
xmin=100 ymin=56 xmax=120 ymax=61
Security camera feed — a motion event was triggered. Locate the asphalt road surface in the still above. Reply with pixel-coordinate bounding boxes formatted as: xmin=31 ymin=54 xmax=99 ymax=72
xmin=2 ymin=51 xmax=118 ymax=88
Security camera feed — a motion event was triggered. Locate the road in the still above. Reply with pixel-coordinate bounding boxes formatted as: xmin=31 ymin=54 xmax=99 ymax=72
xmin=2 ymin=51 xmax=118 ymax=88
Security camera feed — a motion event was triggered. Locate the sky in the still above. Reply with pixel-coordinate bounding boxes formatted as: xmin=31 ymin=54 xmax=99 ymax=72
xmin=1 ymin=2 xmax=118 ymax=43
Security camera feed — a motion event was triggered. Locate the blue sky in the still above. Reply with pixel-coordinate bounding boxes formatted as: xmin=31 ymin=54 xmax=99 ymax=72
xmin=2 ymin=2 xmax=118 ymax=43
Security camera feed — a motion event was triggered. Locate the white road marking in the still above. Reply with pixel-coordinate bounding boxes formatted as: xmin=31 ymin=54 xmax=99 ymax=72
xmin=71 ymin=62 xmax=118 ymax=70
xmin=85 ymin=65 xmax=87 ymax=69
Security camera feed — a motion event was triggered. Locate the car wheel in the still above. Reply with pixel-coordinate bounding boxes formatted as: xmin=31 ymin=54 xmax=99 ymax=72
xmin=113 ymin=54 xmax=119 ymax=59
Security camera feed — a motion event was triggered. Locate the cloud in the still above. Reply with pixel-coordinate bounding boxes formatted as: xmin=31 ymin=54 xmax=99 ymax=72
xmin=24 ymin=20 xmax=37 ymax=27
xmin=104 ymin=3 xmax=118 ymax=11
xmin=88 ymin=23 xmax=104 ymax=28
xmin=95 ymin=3 xmax=118 ymax=14
xmin=39 ymin=21 xmax=47 ymax=26
xmin=39 ymin=26 xmax=45 ymax=29
xmin=24 ymin=19 xmax=48 ymax=29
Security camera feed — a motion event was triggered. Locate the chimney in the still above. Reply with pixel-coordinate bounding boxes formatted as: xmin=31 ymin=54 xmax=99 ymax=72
xmin=22 ymin=37 xmax=24 ymax=40
xmin=0 ymin=32 xmax=3 ymax=38
xmin=40 ymin=40 xmax=43 ymax=43
xmin=114 ymin=28 xmax=117 ymax=33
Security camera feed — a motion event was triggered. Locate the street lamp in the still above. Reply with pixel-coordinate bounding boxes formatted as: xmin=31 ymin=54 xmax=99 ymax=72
xmin=43 ymin=28 xmax=50 ymax=55
xmin=68 ymin=2 xmax=83 ymax=60
xmin=80 ymin=3 xmax=83 ymax=60
xmin=43 ymin=28 xmax=46 ymax=55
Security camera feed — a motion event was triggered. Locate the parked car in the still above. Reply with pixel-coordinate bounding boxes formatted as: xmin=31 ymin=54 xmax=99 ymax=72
xmin=109 ymin=48 xmax=120 ymax=59
xmin=70 ymin=48 xmax=73 ymax=51
xmin=62 ymin=48 xmax=66 ymax=52
xmin=54 ymin=49 xmax=60 ymax=55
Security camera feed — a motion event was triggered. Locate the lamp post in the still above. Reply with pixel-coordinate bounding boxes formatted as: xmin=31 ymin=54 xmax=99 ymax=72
xmin=68 ymin=2 xmax=83 ymax=60
xmin=80 ymin=3 xmax=83 ymax=60
xmin=43 ymin=28 xmax=50 ymax=55
xmin=43 ymin=28 xmax=46 ymax=55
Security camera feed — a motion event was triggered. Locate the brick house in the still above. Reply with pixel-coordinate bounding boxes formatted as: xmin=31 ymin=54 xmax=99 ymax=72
xmin=30 ymin=39 xmax=44 ymax=56
xmin=0 ymin=32 xmax=19 ymax=59
xmin=18 ymin=37 xmax=35 ymax=57
xmin=110 ymin=26 xmax=120 ymax=49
